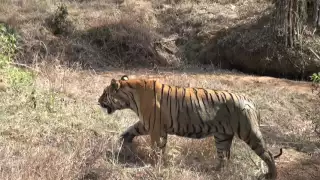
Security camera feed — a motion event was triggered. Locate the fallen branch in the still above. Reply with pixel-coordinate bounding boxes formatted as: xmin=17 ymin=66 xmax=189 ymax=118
xmin=246 ymin=151 xmax=260 ymax=169
xmin=259 ymin=124 xmax=276 ymax=127
xmin=315 ymin=124 xmax=320 ymax=136
xmin=308 ymin=47 xmax=320 ymax=62
xmin=10 ymin=62 xmax=41 ymax=73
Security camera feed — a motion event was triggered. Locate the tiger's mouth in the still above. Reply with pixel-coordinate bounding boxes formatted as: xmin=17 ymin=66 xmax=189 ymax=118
xmin=100 ymin=103 xmax=114 ymax=114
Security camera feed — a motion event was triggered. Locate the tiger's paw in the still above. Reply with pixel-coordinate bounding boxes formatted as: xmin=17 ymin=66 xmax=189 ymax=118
xmin=257 ymin=173 xmax=276 ymax=180
xmin=213 ymin=159 xmax=226 ymax=171
xmin=119 ymin=132 xmax=135 ymax=144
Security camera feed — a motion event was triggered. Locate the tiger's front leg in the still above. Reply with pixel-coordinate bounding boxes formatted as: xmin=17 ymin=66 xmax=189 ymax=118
xmin=119 ymin=121 xmax=167 ymax=150
xmin=119 ymin=121 xmax=148 ymax=144
xmin=214 ymin=133 xmax=234 ymax=170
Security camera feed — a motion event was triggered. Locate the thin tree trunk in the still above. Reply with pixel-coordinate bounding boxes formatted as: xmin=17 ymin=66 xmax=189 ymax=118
xmin=314 ymin=0 xmax=320 ymax=27
xmin=274 ymin=0 xmax=307 ymax=47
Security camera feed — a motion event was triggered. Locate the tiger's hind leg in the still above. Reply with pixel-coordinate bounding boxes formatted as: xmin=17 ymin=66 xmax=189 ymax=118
xmin=213 ymin=133 xmax=234 ymax=171
xmin=239 ymin=128 xmax=279 ymax=180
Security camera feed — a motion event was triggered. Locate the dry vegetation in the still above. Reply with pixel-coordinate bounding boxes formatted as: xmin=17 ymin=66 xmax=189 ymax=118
xmin=0 ymin=0 xmax=319 ymax=180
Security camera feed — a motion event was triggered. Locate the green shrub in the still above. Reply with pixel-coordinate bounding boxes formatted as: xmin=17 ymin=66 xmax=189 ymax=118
xmin=310 ymin=72 xmax=320 ymax=83
xmin=47 ymin=4 xmax=73 ymax=35
xmin=310 ymin=72 xmax=320 ymax=95
xmin=0 ymin=23 xmax=34 ymax=89
xmin=0 ymin=23 xmax=18 ymax=56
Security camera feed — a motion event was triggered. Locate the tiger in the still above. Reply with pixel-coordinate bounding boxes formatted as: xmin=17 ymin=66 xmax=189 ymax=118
xmin=98 ymin=75 xmax=282 ymax=180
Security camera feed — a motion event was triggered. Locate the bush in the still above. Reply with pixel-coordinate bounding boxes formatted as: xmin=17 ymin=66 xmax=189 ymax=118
xmin=46 ymin=4 xmax=74 ymax=35
xmin=0 ymin=23 xmax=34 ymax=89
xmin=310 ymin=72 xmax=320 ymax=83
xmin=310 ymin=72 xmax=320 ymax=94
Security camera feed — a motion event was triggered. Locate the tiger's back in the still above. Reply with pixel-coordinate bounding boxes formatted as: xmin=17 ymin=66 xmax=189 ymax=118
xmin=153 ymin=83 xmax=259 ymax=140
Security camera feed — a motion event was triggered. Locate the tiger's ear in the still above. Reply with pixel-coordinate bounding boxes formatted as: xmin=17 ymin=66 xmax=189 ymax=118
xmin=111 ymin=79 xmax=120 ymax=90
xmin=121 ymin=75 xmax=129 ymax=81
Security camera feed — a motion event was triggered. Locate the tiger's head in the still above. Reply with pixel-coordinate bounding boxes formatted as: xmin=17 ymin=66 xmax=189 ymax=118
xmin=98 ymin=75 xmax=131 ymax=114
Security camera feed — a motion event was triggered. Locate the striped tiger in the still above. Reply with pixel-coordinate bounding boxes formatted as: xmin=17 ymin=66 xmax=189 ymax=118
xmin=98 ymin=75 xmax=282 ymax=179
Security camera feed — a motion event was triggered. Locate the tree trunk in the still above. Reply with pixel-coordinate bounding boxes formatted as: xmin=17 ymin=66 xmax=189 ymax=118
xmin=274 ymin=0 xmax=307 ymax=47
xmin=313 ymin=0 xmax=320 ymax=27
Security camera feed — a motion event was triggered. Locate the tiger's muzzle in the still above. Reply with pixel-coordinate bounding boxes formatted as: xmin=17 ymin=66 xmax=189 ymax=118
xmin=99 ymin=102 xmax=114 ymax=114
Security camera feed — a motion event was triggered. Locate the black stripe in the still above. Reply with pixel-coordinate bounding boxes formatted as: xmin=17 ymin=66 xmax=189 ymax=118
xmin=247 ymin=137 xmax=251 ymax=146
xmin=202 ymin=96 xmax=210 ymax=114
xmin=147 ymin=112 xmax=152 ymax=132
xmin=201 ymin=90 xmax=210 ymax=115
xmin=181 ymin=126 xmax=186 ymax=137
xmin=213 ymin=124 xmax=218 ymax=133
xmin=221 ymin=92 xmax=231 ymax=113
xmin=189 ymin=93 xmax=194 ymax=111
xmin=221 ymin=91 xmax=227 ymax=102
xmin=182 ymin=88 xmax=186 ymax=107
xmin=244 ymin=130 xmax=251 ymax=144
xmin=120 ymin=90 xmax=140 ymax=117
xmin=229 ymin=93 xmax=237 ymax=109
xmin=251 ymin=142 xmax=259 ymax=152
xmin=193 ymin=89 xmax=205 ymax=125
xmin=128 ymin=92 xmax=139 ymax=117
xmin=186 ymin=104 xmax=191 ymax=122
xmin=209 ymin=93 xmax=215 ymax=106
xmin=135 ymin=125 xmax=141 ymax=135
xmin=219 ymin=121 xmax=226 ymax=134
xmin=203 ymin=89 xmax=209 ymax=100
xmin=196 ymin=132 xmax=203 ymax=138
xmin=174 ymin=87 xmax=180 ymax=134
xmin=214 ymin=91 xmax=221 ymax=102
xmin=215 ymin=136 xmax=233 ymax=143
xmin=126 ymin=82 xmax=134 ymax=89
xmin=186 ymin=124 xmax=189 ymax=134
xmin=169 ymin=86 xmax=173 ymax=129
xmin=176 ymin=116 xmax=180 ymax=134
xmin=191 ymin=124 xmax=196 ymax=134
xmin=185 ymin=90 xmax=191 ymax=121
xmin=144 ymin=80 xmax=147 ymax=90
xmin=207 ymin=124 xmax=212 ymax=134
xmin=194 ymin=88 xmax=201 ymax=107
xmin=167 ymin=86 xmax=171 ymax=106
xmin=175 ymin=87 xmax=178 ymax=108
xmin=152 ymin=81 xmax=157 ymax=133
xmin=160 ymin=84 xmax=164 ymax=132
xmin=237 ymin=119 xmax=241 ymax=139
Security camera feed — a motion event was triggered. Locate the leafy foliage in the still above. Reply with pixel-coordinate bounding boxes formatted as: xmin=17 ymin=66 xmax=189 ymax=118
xmin=310 ymin=72 xmax=320 ymax=83
xmin=47 ymin=4 xmax=73 ymax=35
xmin=310 ymin=72 xmax=320 ymax=94
xmin=0 ymin=23 xmax=34 ymax=88
xmin=0 ymin=23 xmax=18 ymax=67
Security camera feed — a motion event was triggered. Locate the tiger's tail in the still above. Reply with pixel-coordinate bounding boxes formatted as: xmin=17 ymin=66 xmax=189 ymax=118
xmin=238 ymin=107 xmax=282 ymax=179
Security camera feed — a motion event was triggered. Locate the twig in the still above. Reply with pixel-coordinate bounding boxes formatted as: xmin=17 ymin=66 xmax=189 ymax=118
xmin=259 ymin=124 xmax=276 ymax=127
xmin=315 ymin=124 xmax=320 ymax=136
xmin=308 ymin=47 xmax=320 ymax=62
xmin=10 ymin=62 xmax=41 ymax=73
xmin=105 ymin=130 xmax=120 ymax=134
xmin=247 ymin=151 xmax=260 ymax=169
xmin=125 ymin=165 xmax=152 ymax=170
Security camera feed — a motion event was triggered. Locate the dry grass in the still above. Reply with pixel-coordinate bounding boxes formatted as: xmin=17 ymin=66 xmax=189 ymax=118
xmin=0 ymin=0 xmax=319 ymax=180
xmin=1 ymin=66 xmax=319 ymax=180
